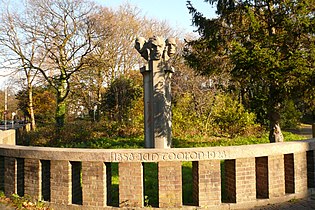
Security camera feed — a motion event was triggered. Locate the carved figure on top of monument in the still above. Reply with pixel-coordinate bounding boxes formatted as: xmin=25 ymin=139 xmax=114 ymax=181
xmin=134 ymin=35 xmax=177 ymax=149
xmin=148 ymin=36 xmax=165 ymax=60
xmin=165 ymin=37 xmax=177 ymax=59
xmin=163 ymin=37 xmax=177 ymax=73
xmin=135 ymin=37 xmax=149 ymax=60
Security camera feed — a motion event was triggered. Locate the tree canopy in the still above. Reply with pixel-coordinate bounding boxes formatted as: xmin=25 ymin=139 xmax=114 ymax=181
xmin=0 ymin=0 xmax=182 ymax=133
xmin=185 ymin=0 xmax=315 ymax=142
xmin=0 ymin=0 xmax=105 ymax=130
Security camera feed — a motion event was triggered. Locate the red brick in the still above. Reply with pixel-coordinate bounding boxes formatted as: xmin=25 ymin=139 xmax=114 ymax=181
xmin=158 ymin=161 xmax=182 ymax=208
xmin=119 ymin=162 xmax=143 ymax=207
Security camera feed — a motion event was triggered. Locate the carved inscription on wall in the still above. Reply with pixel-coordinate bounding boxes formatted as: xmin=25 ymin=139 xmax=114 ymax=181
xmin=111 ymin=150 xmax=227 ymax=162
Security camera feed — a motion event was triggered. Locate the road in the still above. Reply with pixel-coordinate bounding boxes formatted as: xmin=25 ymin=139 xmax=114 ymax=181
xmin=0 ymin=123 xmax=27 ymax=130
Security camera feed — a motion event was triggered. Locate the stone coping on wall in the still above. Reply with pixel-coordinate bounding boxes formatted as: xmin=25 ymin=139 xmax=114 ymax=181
xmin=1 ymin=138 xmax=314 ymax=162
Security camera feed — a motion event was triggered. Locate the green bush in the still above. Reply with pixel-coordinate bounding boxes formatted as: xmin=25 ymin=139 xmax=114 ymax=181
xmin=24 ymin=119 xmax=144 ymax=147
xmin=173 ymin=93 xmax=260 ymax=138
xmin=212 ymin=94 xmax=259 ymax=137
xmin=280 ymin=99 xmax=302 ymax=129
xmin=0 ymin=193 xmax=49 ymax=210
xmin=172 ymin=93 xmax=208 ymax=137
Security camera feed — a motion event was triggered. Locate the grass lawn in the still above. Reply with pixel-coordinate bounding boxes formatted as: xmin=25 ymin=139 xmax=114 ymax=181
xmin=62 ymin=131 xmax=307 ymax=149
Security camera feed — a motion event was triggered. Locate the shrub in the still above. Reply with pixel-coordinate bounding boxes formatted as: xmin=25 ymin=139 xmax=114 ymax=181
xmin=24 ymin=118 xmax=144 ymax=147
xmin=172 ymin=93 xmax=209 ymax=137
xmin=280 ymin=99 xmax=302 ymax=129
xmin=172 ymin=93 xmax=260 ymax=138
xmin=211 ymin=94 xmax=259 ymax=137
xmin=102 ymin=76 xmax=142 ymax=125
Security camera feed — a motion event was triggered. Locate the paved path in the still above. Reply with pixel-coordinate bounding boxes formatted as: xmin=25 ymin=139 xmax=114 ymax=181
xmin=250 ymin=195 xmax=315 ymax=210
xmin=286 ymin=123 xmax=313 ymax=139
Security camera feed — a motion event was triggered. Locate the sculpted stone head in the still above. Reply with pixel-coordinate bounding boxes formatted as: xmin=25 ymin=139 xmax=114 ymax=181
xmin=165 ymin=37 xmax=176 ymax=57
xmin=135 ymin=36 xmax=176 ymax=61
xmin=135 ymin=37 xmax=149 ymax=60
xmin=148 ymin=36 xmax=165 ymax=60
xmin=135 ymin=37 xmax=146 ymax=53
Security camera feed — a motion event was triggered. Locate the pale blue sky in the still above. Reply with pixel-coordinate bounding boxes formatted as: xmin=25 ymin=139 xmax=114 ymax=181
xmin=0 ymin=0 xmax=217 ymax=87
xmin=95 ymin=0 xmax=217 ymax=33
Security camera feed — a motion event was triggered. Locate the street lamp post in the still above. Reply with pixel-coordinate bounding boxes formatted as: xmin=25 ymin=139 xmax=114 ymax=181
xmin=12 ymin=112 xmax=16 ymax=128
xmin=4 ymin=87 xmax=8 ymax=130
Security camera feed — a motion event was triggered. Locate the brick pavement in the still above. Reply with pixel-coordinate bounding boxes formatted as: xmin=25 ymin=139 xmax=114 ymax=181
xmin=250 ymin=194 xmax=315 ymax=210
xmin=1 ymin=196 xmax=315 ymax=209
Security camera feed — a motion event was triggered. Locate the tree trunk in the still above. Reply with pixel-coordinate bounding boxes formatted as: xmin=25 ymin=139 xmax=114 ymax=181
xmin=28 ymin=84 xmax=36 ymax=131
xmin=312 ymin=111 xmax=315 ymax=138
xmin=55 ymin=97 xmax=66 ymax=128
xmin=55 ymin=77 xmax=68 ymax=129
xmin=95 ymin=69 xmax=103 ymax=122
xmin=269 ymin=111 xmax=284 ymax=143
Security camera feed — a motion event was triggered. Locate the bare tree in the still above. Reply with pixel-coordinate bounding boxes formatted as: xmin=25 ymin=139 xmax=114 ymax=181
xmin=0 ymin=1 xmax=44 ymax=130
xmin=1 ymin=0 xmax=108 ymax=130
xmin=70 ymin=3 xmax=184 ymax=122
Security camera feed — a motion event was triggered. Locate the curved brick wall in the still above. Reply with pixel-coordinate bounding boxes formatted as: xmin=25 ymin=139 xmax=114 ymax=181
xmin=1 ymin=135 xmax=315 ymax=209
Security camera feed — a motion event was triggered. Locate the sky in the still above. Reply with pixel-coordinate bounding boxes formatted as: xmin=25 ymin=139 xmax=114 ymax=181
xmin=96 ymin=0 xmax=217 ymax=34
xmin=0 ymin=0 xmax=217 ymax=88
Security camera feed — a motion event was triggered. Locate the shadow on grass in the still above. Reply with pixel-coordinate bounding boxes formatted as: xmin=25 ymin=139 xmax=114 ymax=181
xmin=144 ymin=163 xmax=158 ymax=207
xmin=182 ymin=162 xmax=193 ymax=205
xmin=109 ymin=163 xmax=119 ymax=207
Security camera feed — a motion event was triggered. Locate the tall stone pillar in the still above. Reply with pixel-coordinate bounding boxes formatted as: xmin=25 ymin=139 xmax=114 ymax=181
xmin=135 ymin=36 xmax=176 ymax=149
xmin=151 ymin=59 xmax=168 ymax=148
xmin=140 ymin=65 xmax=154 ymax=148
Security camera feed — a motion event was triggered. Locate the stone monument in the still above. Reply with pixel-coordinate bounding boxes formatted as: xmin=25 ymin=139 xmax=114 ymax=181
xmin=135 ymin=36 xmax=177 ymax=149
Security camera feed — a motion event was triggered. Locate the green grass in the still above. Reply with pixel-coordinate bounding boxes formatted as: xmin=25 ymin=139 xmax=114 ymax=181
xmin=143 ymin=163 xmax=158 ymax=207
xmin=173 ymin=131 xmax=307 ymax=148
xmin=61 ymin=136 xmax=145 ymax=149
xmin=182 ymin=162 xmax=193 ymax=205
xmin=62 ymin=131 xmax=306 ymax=149
xmin=110 ymin=163 xmax=119 ymax=207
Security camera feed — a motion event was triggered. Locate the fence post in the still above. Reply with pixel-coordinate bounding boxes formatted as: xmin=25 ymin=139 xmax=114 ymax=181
xmin=24 ymin=159 xmax=41 ymax=199
xmin=82 ymin=161 xmax=106 ymax=207
xmin=119 ymin=162 xmax=144 ymax=208
xmin=193 ymin=160 xmax=221 ymax=206
xmin=50 ymin=160 xmax=71 ymax=205
xmin=158 ymin=161 xmax=182 ymax=208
